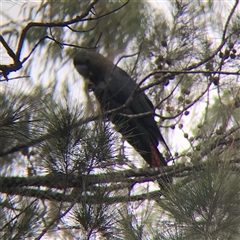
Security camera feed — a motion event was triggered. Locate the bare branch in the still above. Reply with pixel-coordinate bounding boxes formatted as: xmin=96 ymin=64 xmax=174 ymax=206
xmin=0 ymin=0 xmax=129 ymax=78
xmin=16 ymin=0 xmax=129 ymax=59
xmin=0 ymin=35 xmax=18 ymax=61
xmin=16 ymin=0 xmax=99 ymax=59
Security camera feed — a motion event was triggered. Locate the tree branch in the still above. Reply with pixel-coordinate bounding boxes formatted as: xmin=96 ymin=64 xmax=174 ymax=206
xmin=16 ymin=0 xmax=99 ymax=59
xmin=0 ymin=0 xmax=129 ymax=78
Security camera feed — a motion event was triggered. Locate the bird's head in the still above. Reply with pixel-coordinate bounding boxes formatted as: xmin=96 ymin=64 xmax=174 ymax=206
xmin=73 ymin=50 xmax=94 ymax=79
xmin=73 ymin=50 xmax=115 ymax=84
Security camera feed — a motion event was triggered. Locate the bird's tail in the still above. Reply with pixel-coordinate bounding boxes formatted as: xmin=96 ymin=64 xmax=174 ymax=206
xmin=149 ymin=142 xmax=172 ymax=187
xmin=149 ymin=142 xmax=167 ymax=168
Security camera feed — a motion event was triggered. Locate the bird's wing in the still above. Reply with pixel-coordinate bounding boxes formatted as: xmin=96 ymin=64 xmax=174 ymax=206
xmin=103 ymin=67 xmax=164 ymax=146
xmin=106 ymin=67 xmax=154 ymax=114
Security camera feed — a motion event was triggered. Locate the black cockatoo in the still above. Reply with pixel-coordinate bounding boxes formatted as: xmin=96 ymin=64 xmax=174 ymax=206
xmin=73 ymin=50 xmax=170 ymax=169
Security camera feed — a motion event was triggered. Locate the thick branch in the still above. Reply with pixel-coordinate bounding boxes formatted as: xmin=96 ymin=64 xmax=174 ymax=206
xmin=0 ymin=185 xmax=162 ymax=204
xmin=0 ymin=164 xmax=200 ymax=190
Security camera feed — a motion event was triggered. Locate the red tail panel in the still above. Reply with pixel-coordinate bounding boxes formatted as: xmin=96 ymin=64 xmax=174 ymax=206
xmin=149 ymin=143 xmax=163 ymax=168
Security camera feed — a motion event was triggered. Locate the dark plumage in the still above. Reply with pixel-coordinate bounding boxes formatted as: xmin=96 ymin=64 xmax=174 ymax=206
xmin=73 ymin=50 xmax=169 ymax=168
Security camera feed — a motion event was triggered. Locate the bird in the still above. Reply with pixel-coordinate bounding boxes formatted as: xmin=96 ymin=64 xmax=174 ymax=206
xmin=73 ymin=49 xmax=170 ymax=169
